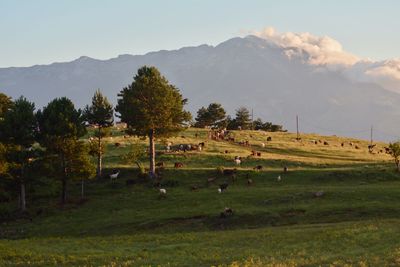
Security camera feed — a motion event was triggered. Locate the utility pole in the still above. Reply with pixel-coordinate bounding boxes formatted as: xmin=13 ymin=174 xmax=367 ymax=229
xmin=251 ymin=108 xmax=254 ymax=130
xmin=370 ymin=125 xmax=373 ymax=145
xmin=296 ymin=115 xmax=300 ymax=140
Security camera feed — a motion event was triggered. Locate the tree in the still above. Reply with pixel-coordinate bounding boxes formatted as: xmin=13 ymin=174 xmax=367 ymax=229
xmin=116 ymin=66 xmax=191 ymax=178
xmin=66 ymin=140 xmax=95 ymax=200
xmin=195 ymin=103 xmax=226 ymax=129
xmin=0 ymin=97 xmax=37 ymax=211
xmin=253 ymin=118 xmax=284 ymax=132
xmin=234 ymin=107 xmax=252 ymax=130
xmin=194 ymin=107 xmax=210 ymax=128
xmin=253 ymin=118 xmax=264 ymax=130
xmin=0 ymin=143 xmax=7 ymax=175
xmin=84 ymin=89 xmax=114 ymax=177
xmin=36 ymin=97 xmax=86 ymax=204
xmin=389 ymin=142 xmax=400 ymax=172
xmin=0 ymin=92 xmax=12 ymax=119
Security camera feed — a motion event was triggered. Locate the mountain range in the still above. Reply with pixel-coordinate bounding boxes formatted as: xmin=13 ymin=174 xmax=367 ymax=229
xmin=1 ymin=28 xmax=400 ymax=141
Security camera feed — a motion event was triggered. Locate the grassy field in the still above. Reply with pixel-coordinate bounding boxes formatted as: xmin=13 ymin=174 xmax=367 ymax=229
xmin=1 ymin=128 xmax=400 ymax=266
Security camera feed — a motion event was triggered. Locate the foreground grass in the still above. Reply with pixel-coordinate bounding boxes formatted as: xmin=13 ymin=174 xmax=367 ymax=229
xmin=2 ymin=220 xmax=400 ymax=266
xmin=0 ymin=128 xmax=399 ymax=266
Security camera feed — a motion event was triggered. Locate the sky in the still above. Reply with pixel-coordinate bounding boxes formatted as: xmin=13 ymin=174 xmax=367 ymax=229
xmin=1 ymin=0 xmax=400 ymax=67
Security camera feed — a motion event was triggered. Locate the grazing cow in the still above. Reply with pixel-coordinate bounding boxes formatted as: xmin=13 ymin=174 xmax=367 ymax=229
xmin=313 ymin=191 xmax=324 ymax=197
xmin=355 ymin=145 xmax=360 ymax=149
xmin=234 ymin=158 xmax=241 ymax=165
xmin=207 ymin=177 xmax=217 ymax=185
xmin=159 ymin=188 xmax=167 ymax=197
xmin=385 ymin=147 xmax=391 ymax=154
xmin=261 ymin=143 xmax=266 ymax=148
xmin=341 ymin=142 xmax=344 ymax=147
xmin=190 ymin=185 xmax=199 ymax=191
xmin=114 ymin=142 xmax=121 ymax=147
xmin=220 ymin=207 xmax=234 ymax=218
xmin=219 ymin=183 xmax=229 ymax=192
xmin=349 ymin=142 xmax=353 ymax=146
xmin=256 ymin=152 xmax=262 ymax=157
xmin=283 ymin=166 xmax=288 ymax=173
xmin=368 ymin=144 xmax=376 ymax=153
xmin=247 ymin=178 xmax=253 ymax=186
xmin=156 ymin=162 xmax=165 ymax=167
xmin=324 ymin=141 xmax=329 ymax=145
xmin=267 ymin=137 xmax=272 ymax=141
xmin=110 ymin=170 xmax=120 ymax=182
xmin=314 ymin=140 xmax=318 ymax=145
xmin=277 ymin=175 xmax=281 ymax=182
xmin=253 ymin=165 xmax=263 ymax=171
xmin=174 ymin=162 xmax=184 ymax=168
xmin=224 ymin=150 xmax=229 ymax=154
xmin=251 ymin=150 xmax=256 ymax=156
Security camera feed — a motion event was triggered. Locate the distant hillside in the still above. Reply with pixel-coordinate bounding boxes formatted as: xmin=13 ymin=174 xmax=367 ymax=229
xmin=1 ymin=35 xmax=400 ymax=141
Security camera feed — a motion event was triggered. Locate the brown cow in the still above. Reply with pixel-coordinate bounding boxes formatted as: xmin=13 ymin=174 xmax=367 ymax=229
xmin=174 ymin=162 xmax=184 ymax=168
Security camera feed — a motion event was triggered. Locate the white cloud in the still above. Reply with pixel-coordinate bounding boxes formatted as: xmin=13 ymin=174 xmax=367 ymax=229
xmin=250 ymin=27 xmax=400 ymax=93
xmin=251 ymin=27 xmax=359 ymax=66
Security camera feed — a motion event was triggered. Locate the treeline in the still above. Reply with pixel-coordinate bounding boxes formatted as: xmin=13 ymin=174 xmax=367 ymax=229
xmin=0 ymin=91 xmax=113 ymax=212
xmin=0 ymin=65 xmax=284 ymax=214
xmin=0 ymin=66 xmax=191 ymax=214
xmin=194 ymin=103 xmax=284 ymax=131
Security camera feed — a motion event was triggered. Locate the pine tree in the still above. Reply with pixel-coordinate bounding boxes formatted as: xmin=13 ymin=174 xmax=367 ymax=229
xmin=0 ymin=97 xmax=37 ymax=211
xmin=234 ymin=107 xmax=252 ymax=130
xmin=36 ymin=97 xmax=87 ymax=204
xmin=116 ymin=66 xmax=191 ymax=178
xmin=84 ymin=89 xmax=114 ymax=177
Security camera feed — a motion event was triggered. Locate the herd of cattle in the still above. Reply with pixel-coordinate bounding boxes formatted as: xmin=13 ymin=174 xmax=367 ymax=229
xmin=105 ymin=130 xmax=393 ymax=218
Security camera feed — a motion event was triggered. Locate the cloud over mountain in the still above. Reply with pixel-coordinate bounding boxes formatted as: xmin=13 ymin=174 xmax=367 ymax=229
xmin=251 ymin=27 xmax=359 ymax=66
xmin=251 ymin=27 xmax=400 ymax=93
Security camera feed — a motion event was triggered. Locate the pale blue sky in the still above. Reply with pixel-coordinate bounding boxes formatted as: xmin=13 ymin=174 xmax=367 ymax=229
xmin=1 ymin=0 xmax=400 ymax=67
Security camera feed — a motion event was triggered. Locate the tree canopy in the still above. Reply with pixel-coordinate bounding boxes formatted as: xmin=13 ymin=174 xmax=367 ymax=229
xmin=116 ymin=66 xmax=191 ymax=138
xmin=84 ymin=89 xmax=114 ymax=128
xmin=36 ymin=97 xmax=86 ymax=148
xmin=195 ymin=103 xmax=226 ymax=129
xmin=0 ymin=92 xmax=12 ymax=119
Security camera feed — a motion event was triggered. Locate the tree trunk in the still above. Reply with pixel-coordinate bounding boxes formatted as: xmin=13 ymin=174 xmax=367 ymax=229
xmin=81 ymin=179 xmax=85 ymax=199
xmin=397 ymin=160 xmax=400 ymax=172
xmin=97 ymin=127 xmax=102 ymax=178
xmin=149 ymin=129 xmax=156 ymax=178
xmin=19 ymin=163 xmax=26 ymax=212
xmin=61 ymin=153 xmax=67 ymax=205
xmin=61 ymin=178 xmax=67 ymax=204
xmin=20 ymin=182 xmax=26 ymax=212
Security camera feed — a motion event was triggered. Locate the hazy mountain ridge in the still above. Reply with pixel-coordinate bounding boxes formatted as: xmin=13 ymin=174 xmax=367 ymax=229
xmin=1 ymin=35 xmax=400 ymax=141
